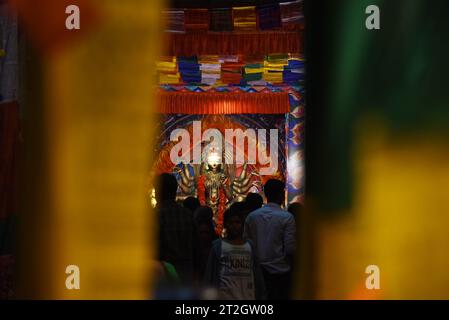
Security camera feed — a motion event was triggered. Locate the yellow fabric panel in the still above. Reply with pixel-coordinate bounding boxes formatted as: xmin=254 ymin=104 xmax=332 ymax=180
xmin=311 ymin=120 xmax=449 ymax=299
xmin=39 ymin=0 xmax=163 ymax=299
xmin=244 ymin=67 xmax=264 ymax=74
xmin=159 ymin=73 xmax=181 ymax=84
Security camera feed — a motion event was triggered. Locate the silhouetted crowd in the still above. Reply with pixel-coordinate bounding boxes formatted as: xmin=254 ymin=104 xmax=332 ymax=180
xmin=154 ymin=173 xmax=302 ymax=300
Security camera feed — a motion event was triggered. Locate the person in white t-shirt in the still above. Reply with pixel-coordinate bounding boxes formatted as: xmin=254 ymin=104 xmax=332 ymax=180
xmin=203 ymin=208 xmax=266 ymax=300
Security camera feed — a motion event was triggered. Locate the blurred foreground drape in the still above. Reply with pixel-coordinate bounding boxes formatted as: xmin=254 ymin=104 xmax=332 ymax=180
xmin=304 ymin=0 xmax=449 ymax=299
xmin=15 ymin=0 xmax=163 ymax=299
xmin=0 ymin=102 xmax=18 ymax=220
xmin=0 ymin=1 xmax=19 ymax=299
xmin=0 ymin=102 xmax=18 ymax=299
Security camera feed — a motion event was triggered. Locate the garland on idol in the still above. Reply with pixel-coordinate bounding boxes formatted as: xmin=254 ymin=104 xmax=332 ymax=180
xmin=197 ymin=174 xmax=226 ymax=236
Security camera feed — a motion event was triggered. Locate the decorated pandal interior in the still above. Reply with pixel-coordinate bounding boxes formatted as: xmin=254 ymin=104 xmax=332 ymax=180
xmin=152 ymin=1 xmax=305 ymax=234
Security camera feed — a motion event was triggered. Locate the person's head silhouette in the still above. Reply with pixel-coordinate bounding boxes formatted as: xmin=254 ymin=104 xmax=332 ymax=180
xmin=245 ymin=192 xmax=263 ymax=212
xmin=155 ymin=173 xmax=178 ymax=204
xmin=263 ymin=179 xmax=285 ymax=206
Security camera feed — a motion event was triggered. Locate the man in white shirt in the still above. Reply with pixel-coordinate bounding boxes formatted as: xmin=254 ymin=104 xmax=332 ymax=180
xmin=243 ymin=179 xmax=296 ymax=299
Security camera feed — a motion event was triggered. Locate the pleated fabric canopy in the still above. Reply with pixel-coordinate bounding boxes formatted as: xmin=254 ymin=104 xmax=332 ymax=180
xmin=156 ymin=90 xmax=290 ymax=114
xmin=165 ymin=31 xmax=302 ymax=56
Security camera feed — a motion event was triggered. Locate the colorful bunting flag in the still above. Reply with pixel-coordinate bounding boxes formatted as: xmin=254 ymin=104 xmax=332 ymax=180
xmin=209 ymin=8 xmax=233 ymax=32
xmin=233 ymin=6 xmax=257 ymax=31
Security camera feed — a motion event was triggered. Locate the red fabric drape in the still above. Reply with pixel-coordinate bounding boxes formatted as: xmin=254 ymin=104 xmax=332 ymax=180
xmin=0 ymin=102 xmax=18 ymax=297
xmin=9 ymin=0 xmax=98 ymax=54
xmin=165 ymin=31 xmax=302 ymax=56
xmin=0 ymin=101 xmax=19 ymax=219
xmin=157 ymin=91 xmax=290 ymax=114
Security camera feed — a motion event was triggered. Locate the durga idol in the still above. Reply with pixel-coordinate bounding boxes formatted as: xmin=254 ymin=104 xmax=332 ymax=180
xmin=197 ymin=150 xmax=230 ymax=235
xmin=174 ymin=150 xmax=260 ymax=236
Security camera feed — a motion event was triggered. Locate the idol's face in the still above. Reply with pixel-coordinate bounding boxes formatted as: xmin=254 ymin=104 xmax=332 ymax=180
xmin=209 ymin=162 xmax=220 ymax=171
xmin=207 ymin=151 xmax=222 ymax=171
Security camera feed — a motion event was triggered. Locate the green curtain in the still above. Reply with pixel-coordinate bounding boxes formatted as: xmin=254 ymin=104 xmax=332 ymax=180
xmin=305 ymin=0 xmax=449 ymax=211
